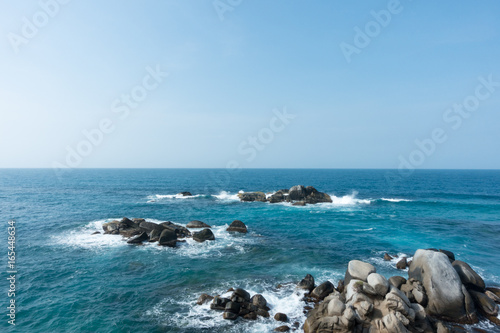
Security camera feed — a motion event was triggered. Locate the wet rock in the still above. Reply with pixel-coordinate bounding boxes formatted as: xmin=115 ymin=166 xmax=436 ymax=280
xmin=102 ymin=220 xmax=120 ymax=234
xmin=91 ymin=231 xmax=101 ymax=235
xmin=452 ymin=260 xmax=486 ymax=292
xmin=384 ymin=253 xmax=393 ymax=261
xmin=225 ymin=301 xmax=241 ymax=314
xmin=268 ymin=191 xmax=285 ymax=203
xmin=158 ymin=229 xmax=177 ymax=247
xmin=251 ymin=294 xmax=267 ymax=308
xmin=409 ymin=249 xmax=478 ymax=324
xmin=292 ymin=201 xmax=306 ymax=206
xmin=311 ymin=281 xmax=334 ymax=300
xmin=288 ymin=185 xmax=308 ymax=201
xmin=197 ymin=293 xmax=213 ymax=305
xmin=223 ymin=311 xmax=238 ymax=320
xmin=297 ymin=274 xmax=315 ymax=292
xmin=274 ymin=312 xmax=288 ymax=322
xmin=211 ymin=296 xmax=230 ymax=310
xmin=257 ymin=308 xmax=270 ymax=318
xmin=161 ymin=222 xmax=191 ymax=238
xmin=139 ymin=221 xmax=163 ymax=233
xmin=227 ymin=220 xmax=247 ymax=233
xmin=439 ymin=249 xmax=456 ymax=262
xmin=469 ymin=290 xmax=499 ymax=323
xmin=193 ymin=228 xmax=215 ymax=242
xmin=178 ymin=191 xmax=192 ymax=196
xmin=238 ymin=192 xmax=267 ymax=202
xmin=186 ymin=220 xmax=211 ymax=228
xmin=485 ymin=290 xmax=500 ymax=304
xmin=127 ymin=231 xmax=149 ymax=244
xmin=148 ymin=228 xmax=163 ymax=242
xmin=233 ymin=288 xmax=251 ymax=302
xmin=274 ymin=325 xmax=290 ymax=332
xmin=396 ymin=257 xmax=408 ymax=270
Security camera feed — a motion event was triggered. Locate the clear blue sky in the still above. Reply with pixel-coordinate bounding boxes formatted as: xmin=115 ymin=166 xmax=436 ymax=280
xmin=1 ymin=1 xmax=499 ymax=169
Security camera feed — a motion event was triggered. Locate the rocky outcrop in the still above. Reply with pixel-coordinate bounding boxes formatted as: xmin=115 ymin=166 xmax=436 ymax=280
xmin=186 ymin=220 xmax=211 ymax=228
xmin=452 ymin=260 xmax=486 ymax=292
xmin=227 ymin=220 xmax=247 ymax=233
xmin=126 ymin=231 xmax=149 ymax=244
xmin=408 ymin=249 xmax=477 ymax=324
xmin=158 ymin=229 xmax=177 ymax=247
xmin=192 ymin=228 xmax=215 ymax=242
xmin=178 ymin=192 xmax=192 ymax=196
xmin=237 ymin=185 xmax=333 ymax=205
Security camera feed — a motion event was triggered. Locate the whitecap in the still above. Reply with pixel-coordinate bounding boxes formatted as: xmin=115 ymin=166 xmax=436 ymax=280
xmin=380 ymin=198 xmax=412 ymax=203
xmin=211 ymin=190 xmax=242 ymax=201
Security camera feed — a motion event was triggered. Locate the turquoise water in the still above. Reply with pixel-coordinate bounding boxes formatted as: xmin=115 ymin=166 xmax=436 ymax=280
xmin=1 ymin=169 xmax=499 ymax=332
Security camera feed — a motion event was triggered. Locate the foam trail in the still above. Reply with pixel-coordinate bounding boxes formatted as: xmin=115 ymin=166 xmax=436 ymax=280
xmin=212 ymin=190 xmax=242 ymax=201
xmin=328 ymin=191 xmax=371 ymax=206
xmin=380 ymin=198 xmax=412 ymax=203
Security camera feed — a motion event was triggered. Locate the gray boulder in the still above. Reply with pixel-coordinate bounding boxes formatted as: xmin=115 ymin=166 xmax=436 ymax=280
xmin=388 ymin=276 xmax=407 ymax=289
xmin=268 ymin=191 xmax=285 ymax=203
xmin=193 ymin=228 xmax=215 ymax=242
xmin=297 ymin=274 xmax=315 ymax=292
xmin=409 ymin=249 xmax=477 ymax=323
xmin=345 ymin=260 xmax=376 ymax=285
xmin=367 ymin=273 xmax=390 ymax=296
xmin=452 ymin=260 xmax=485 ymax=292
xmin=158 ymin=229 xmax=177 ymax=247
xmin=178 ymin=191 xmax=192 ymax=196
xmin=311 ymin=281 xmax=334 ymax=300
xmin=127 ymin=231 xmax=148 ymax=244
xmin=469 ymin=290 xmax=499 ymax=321
xmin=288 ymin=185 xmax=308 ymax=201
xmin=238 ymin=192 xmax=266 ymax=202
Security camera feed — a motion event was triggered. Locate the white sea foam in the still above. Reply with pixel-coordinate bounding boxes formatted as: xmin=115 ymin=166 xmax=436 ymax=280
xmin=354 ymin=227 xmax=374 ymax=232
xmin=369 ymin=252 xmax=413 ymax=273
xmin=212 ymin=190 xmax=242 ymax=201
xmin=145 ymin=280 xmax=309 ymax=333
xmin=380 ymin=198 xmax=412 ymax=203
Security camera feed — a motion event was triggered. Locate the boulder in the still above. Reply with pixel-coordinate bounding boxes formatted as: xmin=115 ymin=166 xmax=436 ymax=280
xmin=178 ymin=191 xmax=192 ymax=196
xmin=384 ymin=253 xmax=393 ymax=261
xmin=367 ymin=273 xmax=390 ymax=296
xmin=193 ymin=228 xmax=215 ymax=242
xmin=311 ymin=281 xmax=335 ymax=300
xmin=439 ymin=249 xmax=456 ymax=262
xmin=238 ymin=192 xmax=266 ymax=202
xmin=139 ymin=221 xmax=163 ymax=233
xmin=288 ymin=185 xmax=308 ymax=201
xmin=186 ymin=220 xmax=211 ymax=228
xmin=222 ymin=311 xmax=238 ymax=320
xmin=148 ymin=228 xmax=163 ymax=242
xmin=297 ymin=274 xmax=315 ymax=292
xmin=389 ymin=276 xmax=407 ymax=289
xmin=485 ymin=290 xmax=500 ymax=304
xmin=233 ymin=288 xmax=251 ymax=302
xmin=469 ymin=291 xmax=499 ymax=321
xmin=227 ymin=220 xmax=247 ymax=233
xmin=158 ymin=229 xmax=177 ymax=247
xmin=197 ymin=293 xmax=214 ymax=305
xmin=211 ymin=296 xmax=230 ymax=310
xmin=274 ymin=325 xmax=290 ymax=332
xmin=452 ymin=260 xmax=485 ymax=292
xmin=327 ymin=297 xmax=345 ymax=316
xmin=225 ymin=301 xmax=241 ymax=314
xmin=268 ymin=192 xmax=285 ymax=203
xmin=345 ymin=260 xmax=376 ymax=285
xmin=305 ymin=191 xmax=332 ymax=204
xmin=102 ymin=220 xmax=120 ymax=234
xmin=396 ymin=257 xmax=408 ymax=270
xmin=251 ymin=294 xmax=267 ymax=308
xmin=120 ymin=217 xmax=137 ymax=228
xmin=409 ymin=249 xmax=478 ymax=323
xmin=274 ymin=312 xmax=288 ymax=322
xmin=292 ymin=201 xmax=306 ymax=206
xmin=127 ymin=231 xmax=148 ymax=244
xmin=91 ymin=231 xmax=100 ymax=235
xmin=161 ymin=222 xmax=191 ymax=238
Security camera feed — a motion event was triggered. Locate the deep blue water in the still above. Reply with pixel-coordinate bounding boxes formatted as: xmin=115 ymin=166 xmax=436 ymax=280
xmin=1 ymin=169 xmax=499 ymax=332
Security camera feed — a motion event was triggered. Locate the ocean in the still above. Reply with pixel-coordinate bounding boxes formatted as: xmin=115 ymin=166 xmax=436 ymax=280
xmin=1 ymin=168 xmax=499 ymax=332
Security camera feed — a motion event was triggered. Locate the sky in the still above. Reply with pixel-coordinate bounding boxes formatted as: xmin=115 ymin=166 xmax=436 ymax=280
xmin=1 ymin=0 xmax=499 ymax=169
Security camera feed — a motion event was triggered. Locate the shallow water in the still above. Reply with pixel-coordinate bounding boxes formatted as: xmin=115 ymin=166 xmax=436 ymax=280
xmin=1 ymin=169 xmax=499 ymax=332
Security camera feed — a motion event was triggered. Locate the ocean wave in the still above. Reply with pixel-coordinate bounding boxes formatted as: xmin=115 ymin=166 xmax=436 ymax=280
xmin=145 ymin=279 xmax=308 ymax=333
xmin=211 ymin=190 xmax=242 ymax=201
xmin=379 ymin=198 xmax=412 ymax=203
xmin=147 ymin=191 xmax=242 ymax=203
xmin=368 ymin=251 xmax=413 ymax=273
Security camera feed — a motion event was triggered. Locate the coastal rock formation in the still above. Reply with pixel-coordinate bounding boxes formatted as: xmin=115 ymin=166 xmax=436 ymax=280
xmin=178 ymin=192 xmax=192 ymax=196
xmin=452 ymin=260 xmax=486 ymax=292
xmin=192 ymin=228 xmax=215 ymax=242
xmin=227 ymin=220 xmax=247 ymax=233
xmin=409 ymin=249 xmax=477 ymax=324
xmin=237 ymin=185 xmax=333 ymax=205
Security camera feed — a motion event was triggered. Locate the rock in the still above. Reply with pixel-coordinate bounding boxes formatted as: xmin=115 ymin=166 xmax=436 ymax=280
xmin=268 ymin=192 xmax=285 ymax=203
xmin=305 ymin=191 xmax=332 ymax=204
xmin=388 ymin=276 xmax=407 ymax=289
xmin=161 ymin=222 xmax=191 ymax=238
xmin=244 ymin=312 xmax=257 ymax=320
xmin=274 ymin=312 xmax=288 ymax=322
xmin=485 ymin=290 xmax=500 ymax=304
xmin=337 ymin=280 xmax=344 ymax=293
xmin=288 ymin=185 xmax=308 ymax=201
xmin=292 ymin=201 xmax=306 ymax=206
xmin=396 ymin=257 xmax=408 ymax=270
xmin=439 ymin=249 xmax=456 ymax=262
xmin=274 ymin=325 xmax=290 ymax=332
xmin=222 ymin=311 xmax=238 ymax=320
xmin=327 ymin=297 xmax=345 ymax=316
xmin=297 ymin=274 xmax=315 ymax=292
xmin=211 ymin=296 xmax=230 ymax=310
xmin=197 ymin=294 xmax=213 ymax=305
xmin=251 ymin=294 xmax=267 ymax=308
xmin=102 ymin=220 xmax=120 ymax=234
xmin=132 ymin=218 xmax=145 ymax=225
xmin=139 ymin=221 xmax=163 ymax=233
xmin=256 ymin=308 xmax=270 ymax=318
xmin=384 ymin=253 xmax=393 ymax=261
xmin=452 ymin=260 xmax=485 ymax=292
xmin=436 ymin=321 xmax=450 ymax=333
xmin=225 ymin=301 xmax=241 ymax=314
xmin=158 ymin=229 xmax=177 ymax=247
xmin=178 ymin=191 xmax=192 ymax=196
xmin=148 ymin=228 xmax=163 ymax=242
xmin=345 ymin=260 xmax=376 ymax=285
xmin=238 ymin=192 xmax=266 ymax=202
xmin=409 ymin=249 xmax=478 ymax=324
xmin=367 ymin=273 xmax=390 ymax=296
xmin=186 ymin=220 xmax=211 ymax=228
xmin=311 ymin=281 xmax=334 ymax=300
xmin=487 ymin=287 xmax=500 ymax=299
xmin=233 ymin=288 xmax=251 ymax=302
xmin=127 ymin=232 xmax=148 ymax=244
xmin=227 ymin=220 xmax=247 ymax=233
xmin=120 ymin=217 xmax=137 ymax=228
xmin=192 ymin=228 xmax=215 ymax=242
xmin=91 ymin=231 xmax=101 ymax=235
xmin=469 ymin=290 xmax=499 ymax=321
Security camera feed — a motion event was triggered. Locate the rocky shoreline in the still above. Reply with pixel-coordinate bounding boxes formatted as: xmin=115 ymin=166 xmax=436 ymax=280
xmin=198 ymin=249 xmax=499 ymax=332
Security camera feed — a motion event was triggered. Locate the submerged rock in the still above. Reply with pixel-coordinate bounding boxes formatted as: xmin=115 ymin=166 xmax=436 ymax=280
xmin=193 ymin=228 xmax=215 ymax=242
xmin=227 ymin=220 xmax=247 ymax=233
xmin=178 ymin=191 xmax=192 ymax=196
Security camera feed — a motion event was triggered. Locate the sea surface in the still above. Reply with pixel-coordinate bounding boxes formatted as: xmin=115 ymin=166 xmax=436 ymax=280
xmin=1 ymin=169 xmax=499 ymax=332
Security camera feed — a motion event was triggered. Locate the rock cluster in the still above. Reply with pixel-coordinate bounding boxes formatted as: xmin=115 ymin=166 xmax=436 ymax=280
xmin=304 ymin=249 xmax=500 ymax=332
xmin=238 ymin=185 xmax=333 ymax=205
xmin=101 ymin=217 xmax=248 ymax=247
